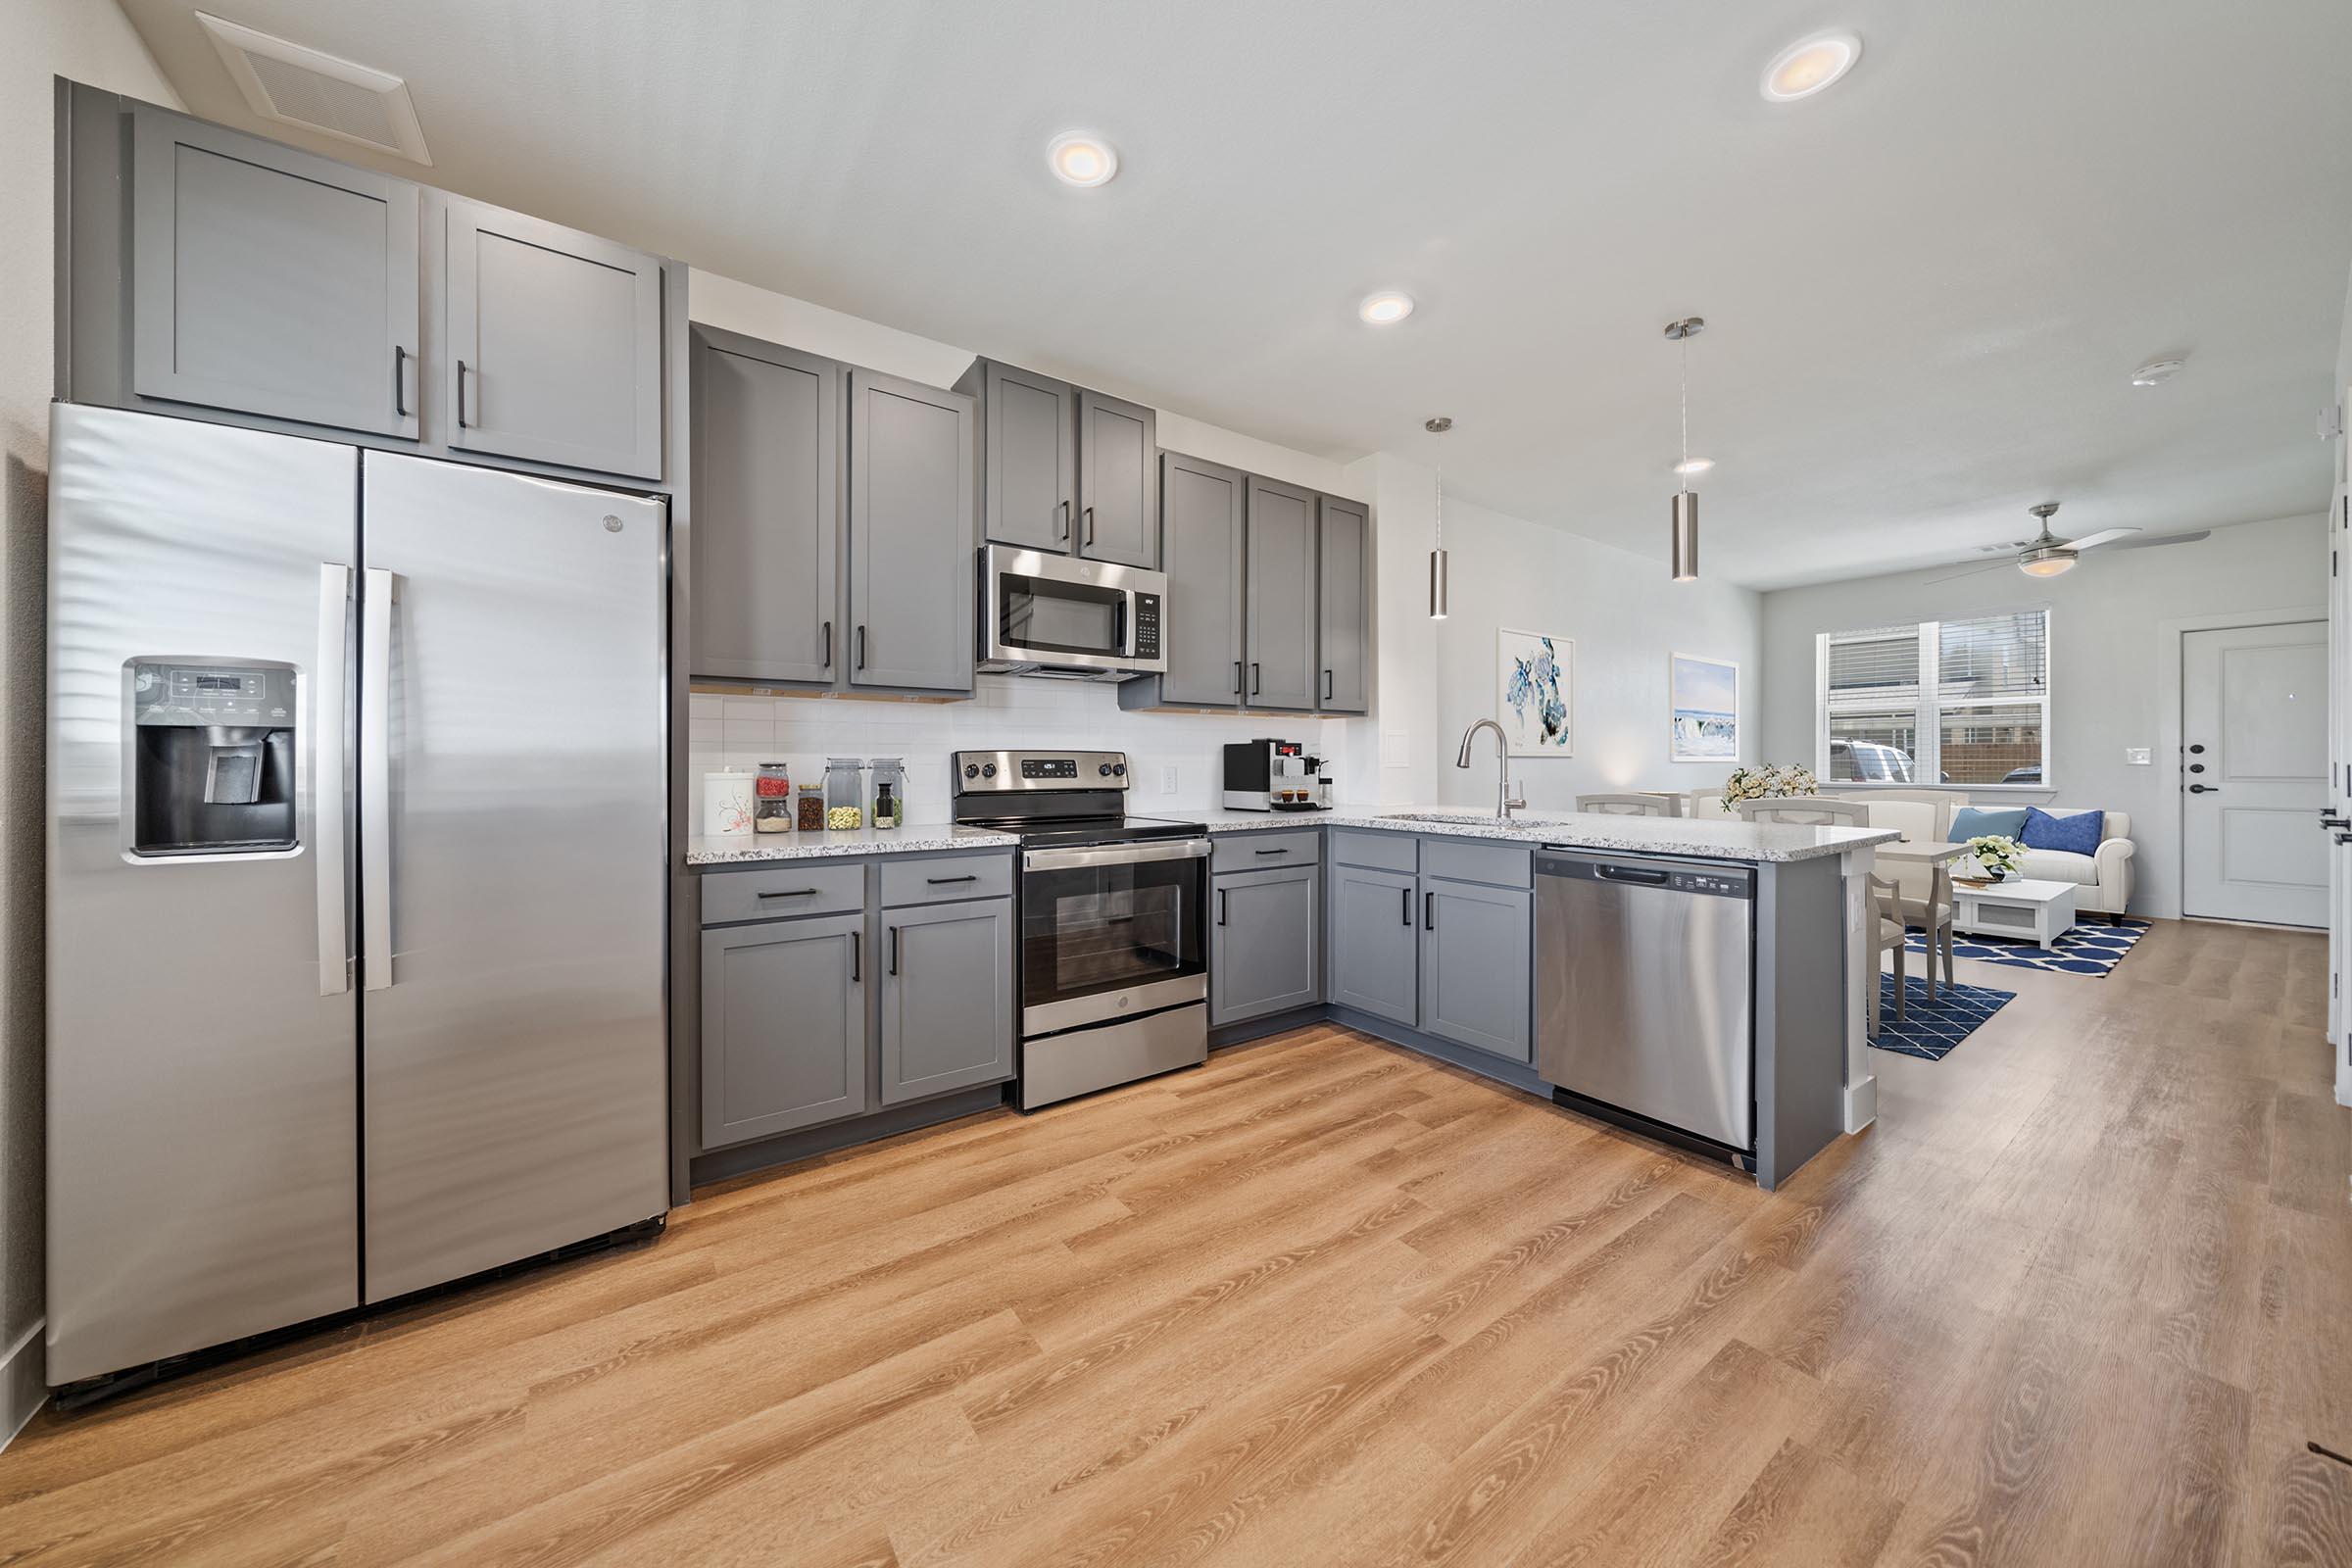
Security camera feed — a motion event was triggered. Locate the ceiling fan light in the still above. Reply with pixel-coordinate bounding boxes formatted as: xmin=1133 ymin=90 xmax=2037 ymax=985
xmin=2017 ymin=548 xmax=2077 ymax=578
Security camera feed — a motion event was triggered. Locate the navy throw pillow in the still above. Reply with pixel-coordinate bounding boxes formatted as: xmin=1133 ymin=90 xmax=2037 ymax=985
xmin=1949 ymin=806 xmax=2029 ymax=843
xmin=2021 ymin=808 xmax=2103 ymax=856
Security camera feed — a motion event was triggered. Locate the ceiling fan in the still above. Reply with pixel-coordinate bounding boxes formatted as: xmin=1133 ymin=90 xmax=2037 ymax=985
xmin=1930 ymin=502 xmax=2210 ymax=584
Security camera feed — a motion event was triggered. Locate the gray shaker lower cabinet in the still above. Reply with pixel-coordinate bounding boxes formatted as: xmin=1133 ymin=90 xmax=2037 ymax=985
xmin=1328 ymin=865 xmax=1418 ymax=1027
xmin=1419 ymin=878 xmax=1534 ymax=1062
xmin=700 ymin=913 xmax=868 ymax=1149
xmin=880 ymin=900 xmax=1014 ymax=1104
xmin=1211 ymin=865 xmax=1322 ymax=1026
xmin=849 ymin=369 xmax=976 ymax=695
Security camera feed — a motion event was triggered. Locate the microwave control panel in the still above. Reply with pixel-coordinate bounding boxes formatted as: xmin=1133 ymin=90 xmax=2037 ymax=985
xmin=1132 ymin=593 xmax=1160 ymax=660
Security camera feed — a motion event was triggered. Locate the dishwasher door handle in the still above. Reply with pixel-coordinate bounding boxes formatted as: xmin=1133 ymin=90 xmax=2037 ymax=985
xmin=1594 ymin=863 xmax=1671 ymax=885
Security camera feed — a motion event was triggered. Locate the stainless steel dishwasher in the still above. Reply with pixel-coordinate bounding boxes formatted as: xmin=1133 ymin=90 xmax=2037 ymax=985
xmin=1535 ymin=850 xmax=1755 ymax=1158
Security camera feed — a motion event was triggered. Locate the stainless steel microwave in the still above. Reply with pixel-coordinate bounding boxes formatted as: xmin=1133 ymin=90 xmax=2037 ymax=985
xmin=978 ymin=545 xmax=1167 ymax=681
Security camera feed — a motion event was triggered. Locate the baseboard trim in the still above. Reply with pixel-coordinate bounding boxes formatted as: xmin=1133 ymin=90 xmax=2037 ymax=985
xmin=1843 ymin=1074 xmax=1878 ymax=1134
xmin=1 ymin=1319 xmax=46 ymax=1452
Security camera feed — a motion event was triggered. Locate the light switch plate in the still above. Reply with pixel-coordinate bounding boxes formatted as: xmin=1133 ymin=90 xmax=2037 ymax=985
xmin=1160 ymin=764 xmax=1180 ymax=794
xmin=2126 ymin=747 xmax=2152 ymax=765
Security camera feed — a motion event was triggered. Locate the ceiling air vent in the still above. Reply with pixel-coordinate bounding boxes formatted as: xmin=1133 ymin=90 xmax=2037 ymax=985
xmin=195 ymin=12 xmax=431 ymax=164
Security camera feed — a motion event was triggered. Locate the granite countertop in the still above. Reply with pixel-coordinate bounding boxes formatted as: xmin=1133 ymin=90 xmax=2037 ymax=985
xmin=687 ymin=824 xmax=1017 ymax=866
xmin=1193 ymin=806 xmax=1898 ymax=864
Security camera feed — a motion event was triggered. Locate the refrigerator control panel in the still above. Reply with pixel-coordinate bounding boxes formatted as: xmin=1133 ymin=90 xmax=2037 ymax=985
xmin=132 ymin=662 xmax=297 ymax=728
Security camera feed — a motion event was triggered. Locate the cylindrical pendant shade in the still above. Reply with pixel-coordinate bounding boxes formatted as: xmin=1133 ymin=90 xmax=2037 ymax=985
xmin=1670 ymin=491 xmax=1699 ymax=582
xmin=1429 ymin=548 xmax=1449 ymax=618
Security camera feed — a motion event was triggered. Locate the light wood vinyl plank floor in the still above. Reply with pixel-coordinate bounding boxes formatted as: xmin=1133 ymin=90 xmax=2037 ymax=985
xmin=3 ymin=917 xmax=2347 ymax=1565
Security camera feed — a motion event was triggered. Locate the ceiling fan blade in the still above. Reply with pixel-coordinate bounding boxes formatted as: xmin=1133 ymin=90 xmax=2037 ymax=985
xmin=1928 ymin=559 xmax=2015 ymax=586
xmin=2107 ymin=529 xmax=2211 ymax=551
xmin=2064 ymin=527 xmax=2141 ymax=551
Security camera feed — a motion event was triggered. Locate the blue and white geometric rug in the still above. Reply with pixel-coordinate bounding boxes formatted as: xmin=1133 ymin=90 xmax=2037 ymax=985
xmin=1869 ymin=974 xmax=2016 ymax=1061
xmin=1903 ymin=916 xmax=2152 ymax=978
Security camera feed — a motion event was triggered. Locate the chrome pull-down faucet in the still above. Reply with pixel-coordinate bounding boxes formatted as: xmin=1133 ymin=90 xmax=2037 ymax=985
xmin=1455 ymin=718 xmax=1527 ymax=819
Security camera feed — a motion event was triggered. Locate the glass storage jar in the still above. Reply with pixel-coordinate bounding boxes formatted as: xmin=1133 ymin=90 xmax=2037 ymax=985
xmin=823 ymin=757 xmax=865 ymax=830
xmin=753 ymin=762 xmax=793 ymax=832
xmin=869 ymin=758 xmax=907 ymax=829
xmin=795 ymin=783 xmax=825 ymax=833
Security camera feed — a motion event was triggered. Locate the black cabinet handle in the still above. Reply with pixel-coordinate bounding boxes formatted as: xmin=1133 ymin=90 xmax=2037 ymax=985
xmin=2322 ymin=812 xmax=2350 ymax=829
xmin=1324 ymin=669 xmax=1334 ymax=701
xmin=393 ymin=345 xmax=409 ymax=417
xmin=850 ymin=930 xmax=859 ymax=982
xmin=926 ymin=874 xmax=978 ymax=885
xmin=1254 ymin=848 xmax=1289 ymax=857
xmin=856 ymin=625 xmax=867 ymax=670
xmin=821 ymin=620 xmax=833 ymax=669
xmin=1250 ymin=662 xmax=1261 ymax=696
xmin=1217 ymin=888 xmax=1228 ymax=926
xmin=888 ymin=926 xmax=900 ymax=976
xmin=1058 ymin=499 xmax=1071 ymax=540
xmin=1233 ymin=661 xmax=1243 ymax=695
xmin=1399 ymin=886 xmax=1411 ymax=926
xmin=456 ymin=359 xmax=469 ymax=428
xmin=1084 ymin=506 xmax=1096 ymax=547
xmin=756 ymin=888 xmax=818 ymax=900
xmin=1424 ymin=891 xmax=1435 ymax=930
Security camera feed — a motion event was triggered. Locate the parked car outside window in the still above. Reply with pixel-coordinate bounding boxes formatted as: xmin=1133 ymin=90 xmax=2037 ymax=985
xmin=1829 ymin=739 xmax=1914 ymax=782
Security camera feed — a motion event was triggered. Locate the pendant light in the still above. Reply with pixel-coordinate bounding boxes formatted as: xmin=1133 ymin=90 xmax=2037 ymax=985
xmin=1665 ymin=318 xmax=1704 ymax=582
xmin=1425 ymin=416 xmax=1451 ymax=618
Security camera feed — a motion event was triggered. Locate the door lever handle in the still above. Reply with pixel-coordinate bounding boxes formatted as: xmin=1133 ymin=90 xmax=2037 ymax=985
xmin=2322 ymin=812 xmax=2349 ymax=829
xmin=2186 ymin=784 xmax=2220 ymax=794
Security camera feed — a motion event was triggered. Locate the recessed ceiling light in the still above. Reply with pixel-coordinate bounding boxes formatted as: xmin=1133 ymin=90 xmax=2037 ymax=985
xmin=1761 ymin=31 xmax=1861 ymax=102
xmin=1358 ymin=291 xmax=1415 ymax=325
xmin=2131 ymin=358 xmax=2184 ymax=387
xmin=1047 ymin=132 xmax=1118 ymax=187
xmin=1673 ymin=457 xmax=1715 ymax=477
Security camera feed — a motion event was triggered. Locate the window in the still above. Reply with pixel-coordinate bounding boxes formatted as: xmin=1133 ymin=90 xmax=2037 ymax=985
xmin=1817 ymin=610 xmax=2048 ymax=787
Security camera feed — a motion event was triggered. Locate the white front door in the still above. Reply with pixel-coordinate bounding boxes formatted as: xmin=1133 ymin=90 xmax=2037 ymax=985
xmin=2182 ymin=620 xmax=2328 ymax=926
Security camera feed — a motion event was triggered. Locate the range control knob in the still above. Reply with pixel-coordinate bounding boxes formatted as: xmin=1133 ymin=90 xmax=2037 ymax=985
xmin=983 ymin=762 xmax=998 ymax=777
xmin=1112 ymin=762 xmax=1126 ymax=776
xmin=1099 ymin=762 xmax=1114 ymax=776
xmin=963 ymin=763 xmax=980 ymax=779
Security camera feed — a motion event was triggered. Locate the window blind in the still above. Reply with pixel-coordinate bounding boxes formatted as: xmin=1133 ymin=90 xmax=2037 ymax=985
xmin=1937 ymin=612 xmax=2047 ymax=706
xmin=1824 ymin=624 xmax=1919 ymax=709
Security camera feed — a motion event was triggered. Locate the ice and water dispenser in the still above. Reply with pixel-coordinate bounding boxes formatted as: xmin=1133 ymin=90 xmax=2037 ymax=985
xmin=128 ymin=661 xmax=299 ymax=856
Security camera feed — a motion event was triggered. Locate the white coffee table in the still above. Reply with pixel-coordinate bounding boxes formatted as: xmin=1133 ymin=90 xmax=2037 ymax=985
xmin=1950 ymin=877 xmax=2077 ymax=951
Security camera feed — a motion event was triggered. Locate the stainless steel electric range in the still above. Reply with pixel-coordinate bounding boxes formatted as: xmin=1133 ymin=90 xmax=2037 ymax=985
xmin=951 ymin=750 xmax=1209 ymax=1109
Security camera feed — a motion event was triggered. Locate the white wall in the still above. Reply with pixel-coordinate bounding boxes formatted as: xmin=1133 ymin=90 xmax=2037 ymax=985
xmin=2 ymin=0 xmax=181 ymax=1444
xmin=1758 ymin=512 xmax=2328 ymax=918
xmin=1421 ymin=487 xmax=1764 ymax=812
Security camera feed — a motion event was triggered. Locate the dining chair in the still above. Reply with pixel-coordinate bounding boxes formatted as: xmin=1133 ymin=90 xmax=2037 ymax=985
xmin=1735 ymin=798 xmax=1871 ymax=826
xmin=1576 ymin=793 xmax=1682 ymax=816
xmin=1869 ymin=872 xmax=1908 ymax=1036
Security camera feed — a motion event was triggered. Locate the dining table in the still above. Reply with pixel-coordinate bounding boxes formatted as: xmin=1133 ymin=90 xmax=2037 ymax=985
xmin=1875 ymin=839 xmax=1973 ymax=995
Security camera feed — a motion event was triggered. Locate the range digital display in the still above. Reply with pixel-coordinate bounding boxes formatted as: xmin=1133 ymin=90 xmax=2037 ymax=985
xmin=1021 ymin=758 xmax=1079 ymax=779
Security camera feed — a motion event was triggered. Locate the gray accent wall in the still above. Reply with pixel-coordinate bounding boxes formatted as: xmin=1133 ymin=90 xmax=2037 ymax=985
xmin=1757 ymin=511 xmax=2327 ymax=919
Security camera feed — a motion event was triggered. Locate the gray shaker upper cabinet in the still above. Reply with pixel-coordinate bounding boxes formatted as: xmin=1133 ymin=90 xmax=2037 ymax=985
xmin=443 ymin=201 xmax=663 ymax=479
xmin=690 ymin=327 xmax=839 ymax=684
xmin=130 ymin=107 xmax=419 ymax=441
xmin=1121 ymin=452 xmax=1245 ymax=710
xmin=1076 ymin=390 xmax=1158 ymax=568
xmin=1245 ymin=476 xmax=1319 ymax=711
xmin=1316 ymin=496 xmax=1371 ymax=713
xmin=847 ymin=369 xmax=976 ymax=695
xmin=972 ymin=362 xmax=1075 ymax=552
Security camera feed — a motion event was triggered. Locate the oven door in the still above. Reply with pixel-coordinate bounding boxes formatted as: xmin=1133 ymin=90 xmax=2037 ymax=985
xmin=982 ymin=546 xmax=1166 ymax=676
xmin=1019 ymin=838 xmax=1209 ymax=1032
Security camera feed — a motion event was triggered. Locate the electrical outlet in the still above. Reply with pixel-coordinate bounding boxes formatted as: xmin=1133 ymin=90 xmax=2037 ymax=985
xmin=1160 ymin=764 xmax=1180 ymax=794
xmin=2126 ymin=747 xmax=2152 ymax=765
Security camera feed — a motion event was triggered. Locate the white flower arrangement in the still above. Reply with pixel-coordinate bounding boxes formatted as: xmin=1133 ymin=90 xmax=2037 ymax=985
xmin=1965 ymin=833 xmax=2024 ymax=881
xmin=1722 ymin=764 xmax=1819 ymax=806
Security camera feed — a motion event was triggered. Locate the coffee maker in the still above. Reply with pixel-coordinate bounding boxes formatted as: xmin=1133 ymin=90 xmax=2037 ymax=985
xmin=1221 ymin=739 xmax=1332 ymax=812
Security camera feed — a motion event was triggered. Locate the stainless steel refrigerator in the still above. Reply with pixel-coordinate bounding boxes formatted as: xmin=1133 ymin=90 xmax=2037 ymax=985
xmin=45 ymin=405 xmax=669 ymax=1389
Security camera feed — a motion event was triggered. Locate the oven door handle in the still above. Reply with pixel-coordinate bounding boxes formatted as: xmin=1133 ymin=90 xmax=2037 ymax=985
xmin=1022 ymin=837 xmax=1212 ymax=873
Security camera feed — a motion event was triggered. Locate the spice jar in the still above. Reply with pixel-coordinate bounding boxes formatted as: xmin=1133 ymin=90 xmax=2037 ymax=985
xmin=795 ymin=783 xmax=825 ymax=833
xmin=869 ymin=758 xmax=907 ymax=829
xmin=823 ymin=757 xmax=864 ymax=831
xmin=753 ymin=762 xmax=793 ymax=833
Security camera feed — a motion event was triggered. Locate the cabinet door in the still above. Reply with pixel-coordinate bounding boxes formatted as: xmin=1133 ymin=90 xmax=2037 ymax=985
xmin=1211 ymin=866 xmax=1321 ymax=1026
xmin=700 ymin=914 xmax=866 ymax=1149
xmin=1077 ymin=390 xmax=1158 ymax=568
xmin=848 ymin=369 xmax=976 ymax=694
xmin=1419 ymin=880 xmax=1533 ymax=1061
xmin=131 ymin=107 xmax=418 ymax=439
xmin=1158 ymin=452 xmax=1246 ymax=706
xmin=880 ymin=901 xmax=1014 ymax=1103
xmin=691 ymin=329 xmax=839 ymax=683
xmin=1317 ymin=496 xmax=1371 ymax=713
xmin=1329 ymin=865 xmax=1417 ymax=1027
xmin=983 ymin=363 xmax=1075 ymax=552
xmin=445 ymin=201 xmax=663 ymax=478
xmin=1246 ymin=477 xmax=1319 ymax=710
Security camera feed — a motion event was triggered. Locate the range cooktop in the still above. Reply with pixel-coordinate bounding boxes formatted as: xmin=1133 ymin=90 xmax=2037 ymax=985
xmin=949 ymin=749 xmax=1205 ymax=846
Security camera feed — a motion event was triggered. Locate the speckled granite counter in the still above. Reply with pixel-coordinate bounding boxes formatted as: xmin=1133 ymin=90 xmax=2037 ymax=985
xmin=686 ymin=824 xmax=1017 ymax=866
xmin=1192 ymin=806 xmax=1896 ymax=863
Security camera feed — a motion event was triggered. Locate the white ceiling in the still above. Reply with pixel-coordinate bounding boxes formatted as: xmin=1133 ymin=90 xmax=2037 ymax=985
xmin=115 ymin=0 xmax=2352 ymax=589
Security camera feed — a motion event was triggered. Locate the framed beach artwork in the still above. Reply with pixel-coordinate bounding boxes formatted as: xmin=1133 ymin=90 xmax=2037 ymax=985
xmin=1669 ymin=653 xmax=1740 ymax=762
xmin=1497 ymin=628 xmax=1572 ymax=757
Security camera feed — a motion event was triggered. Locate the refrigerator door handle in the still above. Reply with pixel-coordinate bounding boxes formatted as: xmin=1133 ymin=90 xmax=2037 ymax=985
xmin=316 ymin=564 xmax=353 ymax=996
xmin=362 ymin=567 xmax=398 ymax=991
